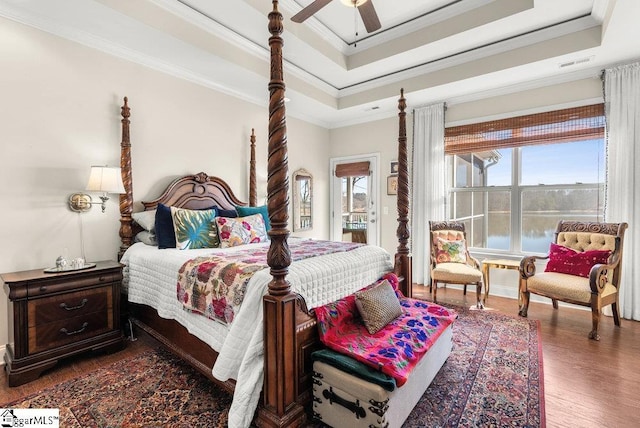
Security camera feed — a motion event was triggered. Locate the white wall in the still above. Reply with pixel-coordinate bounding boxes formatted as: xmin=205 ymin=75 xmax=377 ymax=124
xmin=0 ymin=17 xmax=330 ymax=352
xmin=329 ymin=114 xmax=413 ymax=257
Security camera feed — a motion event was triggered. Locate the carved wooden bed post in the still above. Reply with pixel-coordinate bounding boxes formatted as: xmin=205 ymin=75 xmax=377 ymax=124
xmin=250 ymin=128 xmax=258 ymax=207
xmin=259 ymin=1 xmax=306 ymax=426
xmin=118 ymin=97 xmax=133 ymax=261
xmin=394 ymin=89 xmax=412 ymax=297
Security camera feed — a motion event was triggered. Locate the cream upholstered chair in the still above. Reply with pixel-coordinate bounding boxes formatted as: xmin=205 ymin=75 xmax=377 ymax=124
xmin=429 ymin=221 xmax=484 ymax=309
xmin=519 ymin=220 xmax=628 ymax=340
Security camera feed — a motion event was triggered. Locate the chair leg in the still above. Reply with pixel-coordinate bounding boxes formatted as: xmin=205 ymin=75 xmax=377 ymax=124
xmin=518 ymin=290 xmax=530 ymax=317
xmin=463 ymin=284 xmax=467 ymax=295
xmin=589 ymin=306 xmax=601 ymax=341
xmin=552 ymin=299 xmax=558 ymax=309
xmin=612 ymin=297 xmax=622 ymax=327
xmin=432 ymin=279 xmax=438 ymax=303
xmin=475 ymin=282 xmax=483 ymax=309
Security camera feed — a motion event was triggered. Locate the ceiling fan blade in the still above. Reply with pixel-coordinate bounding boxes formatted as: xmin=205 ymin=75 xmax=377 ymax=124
xmin=358 ymin=0 xmax=381 ymax=33
xmin=291 ymin=0 xmax=333 ymax=23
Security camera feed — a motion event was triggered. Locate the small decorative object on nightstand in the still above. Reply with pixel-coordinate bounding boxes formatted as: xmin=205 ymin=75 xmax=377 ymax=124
xmin=2 ymin=260 xmax=126 ymax=387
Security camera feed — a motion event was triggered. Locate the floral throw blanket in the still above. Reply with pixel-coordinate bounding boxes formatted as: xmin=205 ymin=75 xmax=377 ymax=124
xmin=314 ymin=273 xmax=457 ymax=387
xmin=177 ymin=240 xmax=363 ymax=325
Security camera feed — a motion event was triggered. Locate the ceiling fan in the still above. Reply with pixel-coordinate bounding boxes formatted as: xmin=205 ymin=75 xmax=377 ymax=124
xmin=291 ymin=0 xmax=382 ymax=34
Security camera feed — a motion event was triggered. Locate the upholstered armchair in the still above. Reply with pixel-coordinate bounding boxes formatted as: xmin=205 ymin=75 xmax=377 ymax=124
xmin=519 ymin=220 xmax=628 ymax=340
xmin=429 ymin=221 xmax=484 ymax=309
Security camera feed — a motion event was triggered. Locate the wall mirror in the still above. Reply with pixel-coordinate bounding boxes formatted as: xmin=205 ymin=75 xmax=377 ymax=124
xmin=292 ymin=168 xmax=312 ymax=231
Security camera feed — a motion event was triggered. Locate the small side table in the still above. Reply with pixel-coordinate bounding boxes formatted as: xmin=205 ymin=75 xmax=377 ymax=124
xmin=481 ymin=258 xmax=523 ymax=304
xmin=2 ymin=260 xmax=126 ymax=386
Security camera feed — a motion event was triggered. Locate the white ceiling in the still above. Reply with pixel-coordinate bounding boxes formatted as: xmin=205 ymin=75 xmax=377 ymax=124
xmin=1 ymin=0 xmax=639 ymax=128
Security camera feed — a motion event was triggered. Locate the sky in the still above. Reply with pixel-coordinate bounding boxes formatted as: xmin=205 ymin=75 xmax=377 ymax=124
xmin=488 ymin=139 xmax=605 ymax=186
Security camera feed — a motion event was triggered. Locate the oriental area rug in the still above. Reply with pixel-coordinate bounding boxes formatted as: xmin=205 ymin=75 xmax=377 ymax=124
xmin=1 ymin=306 xmax=544 ymax=428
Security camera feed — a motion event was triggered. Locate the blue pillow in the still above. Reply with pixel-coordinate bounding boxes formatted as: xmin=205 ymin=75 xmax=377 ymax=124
xmin=155 ymin=203 xmax=176 ymax=249
xmin=236 ymin=205 xmax=270 ymax=231
xmin=214 ymin=206 xmax=238 ymax=218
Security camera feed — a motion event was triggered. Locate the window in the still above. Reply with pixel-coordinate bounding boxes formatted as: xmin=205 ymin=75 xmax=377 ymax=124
xmin=445 ymin=104 xmax=605 ymax=254
xmin=335 ymin=161 xmax=370 ymax=232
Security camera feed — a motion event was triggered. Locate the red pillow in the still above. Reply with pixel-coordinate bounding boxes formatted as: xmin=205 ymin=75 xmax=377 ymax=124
xmin=544 ymin=243 xmax=611 ymax=278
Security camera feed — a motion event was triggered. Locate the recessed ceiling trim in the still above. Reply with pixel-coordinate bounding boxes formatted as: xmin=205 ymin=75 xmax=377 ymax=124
xmin=338 ymin=25 xmax=601 ymax=109
xmin=150 ymin=0 xmax=343 ymax=98
xmin=336 ymin=14 xmax=598 ymax=95
xmin=151 ymin=0 xmax=267 ymax=63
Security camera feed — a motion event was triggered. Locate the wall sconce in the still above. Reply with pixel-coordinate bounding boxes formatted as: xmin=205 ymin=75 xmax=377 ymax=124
xmin=68 ymin=166 xmax=126 ymax=213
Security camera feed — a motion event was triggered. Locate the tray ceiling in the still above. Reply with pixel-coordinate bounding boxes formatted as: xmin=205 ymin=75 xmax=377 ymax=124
xmin=1 ymin=0 xmax=638 ymax=128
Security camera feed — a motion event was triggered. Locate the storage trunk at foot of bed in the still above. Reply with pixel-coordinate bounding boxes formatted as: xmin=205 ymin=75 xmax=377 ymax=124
xmin=129 ymin=299 xmax=321 ymax=406
xmin=312 ymin=325 xmax=453 ymax=428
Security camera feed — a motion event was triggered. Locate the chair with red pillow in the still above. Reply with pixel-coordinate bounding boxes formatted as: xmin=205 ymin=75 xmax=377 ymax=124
xmin=429 ymin=220 xmax=484 ymax=309
xmin=519 ymin=220 xmax=628 ymax=340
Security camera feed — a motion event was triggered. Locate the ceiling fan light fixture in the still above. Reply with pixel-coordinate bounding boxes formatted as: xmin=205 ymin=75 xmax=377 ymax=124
xmin=340 ymin=0 xmax=368 ymax=7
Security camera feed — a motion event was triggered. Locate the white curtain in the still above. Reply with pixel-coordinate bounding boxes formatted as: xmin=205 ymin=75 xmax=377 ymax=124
xmin=411 ymin=103 xmax=446 ymax=285
xmin=604 ymin=61 xmax=640 ymax=321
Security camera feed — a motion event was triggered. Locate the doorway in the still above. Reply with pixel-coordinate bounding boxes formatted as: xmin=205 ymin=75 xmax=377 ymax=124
xmin=329 ymin=154 xmax=380 ymax=246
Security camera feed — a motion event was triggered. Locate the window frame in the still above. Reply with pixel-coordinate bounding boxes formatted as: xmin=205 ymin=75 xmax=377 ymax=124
xmin=447 ymin=143 xmax=604 ymax=256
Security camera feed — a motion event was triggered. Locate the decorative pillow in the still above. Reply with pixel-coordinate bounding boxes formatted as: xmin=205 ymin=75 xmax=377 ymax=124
xmin=544 ymin=243 xmax=611 ymax=278
xmin=155 ymin=203 xmax=176 ymax=249
xmin=355 ymin=279 xmax=403 ymax=334
xmin=132 ymin=210 xmax=156 ymax=232
xmin=171 ymin=207 xmax=219 ymax=250
xmin=135 ymin=230 xmax=157 ymax=246
xmin=435 ymin=238 xmax=467 ymax=264
xmin=216 ymin=213 xmax=268 ymax=248
xmin=236 ymin=205 xmax=271 ymax=231
xmin=214 ymin=206 xmax=238 ymax=218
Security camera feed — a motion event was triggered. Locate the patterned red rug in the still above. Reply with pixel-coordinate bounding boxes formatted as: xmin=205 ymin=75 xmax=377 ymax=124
xmin=1 ymin=306 xmax=544 ymax=427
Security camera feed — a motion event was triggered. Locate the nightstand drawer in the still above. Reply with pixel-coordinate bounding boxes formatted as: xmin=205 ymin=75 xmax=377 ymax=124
xmin=27 ymin=272 xmax=120 ymax=297
xmin=28 ymin=286 xmax=112 ymax=326
xmin=28 ymin=311 xmax=112 ymax=354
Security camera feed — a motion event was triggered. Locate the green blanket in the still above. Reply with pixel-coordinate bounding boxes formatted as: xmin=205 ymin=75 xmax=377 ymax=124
xmin=311 ymin=348 xmax=396 ymax=391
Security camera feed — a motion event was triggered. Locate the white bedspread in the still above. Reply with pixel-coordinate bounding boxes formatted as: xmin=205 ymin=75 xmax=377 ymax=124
xmin=121 ymin=240 xmax=393 ymax=428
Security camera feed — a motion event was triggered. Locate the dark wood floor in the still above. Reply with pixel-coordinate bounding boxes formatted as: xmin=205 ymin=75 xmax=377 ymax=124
xmin=2 ymin=287 xmax=639 ymax=427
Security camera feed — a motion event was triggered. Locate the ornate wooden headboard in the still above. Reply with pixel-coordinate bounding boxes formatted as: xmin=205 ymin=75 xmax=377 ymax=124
xmin=140 ymin=172 xmax=248 ymax=211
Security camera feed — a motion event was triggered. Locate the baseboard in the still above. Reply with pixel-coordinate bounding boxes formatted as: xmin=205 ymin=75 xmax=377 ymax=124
xmin=445 ymin=282 xmax=589 ymax=312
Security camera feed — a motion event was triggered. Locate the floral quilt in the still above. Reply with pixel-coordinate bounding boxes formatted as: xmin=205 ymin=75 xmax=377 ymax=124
xmin=314 ymin=273 xmax=457 ymax=387
xmin=177 ymin=240 xmax=363 ymax=325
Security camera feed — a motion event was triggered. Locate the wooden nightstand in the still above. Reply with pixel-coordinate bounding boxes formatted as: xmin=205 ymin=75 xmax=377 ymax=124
xmin=2 ymin=260 xmax=126 ymax=386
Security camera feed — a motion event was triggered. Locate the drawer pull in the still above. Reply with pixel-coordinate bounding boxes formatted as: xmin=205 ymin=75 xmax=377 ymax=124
xmin=40 ymin=286 xmax=47 ymax=292
xmin=60 ymin=322 xmax=89 ymax=336
xmin=60 ymin=298 xmax=89 ymax=311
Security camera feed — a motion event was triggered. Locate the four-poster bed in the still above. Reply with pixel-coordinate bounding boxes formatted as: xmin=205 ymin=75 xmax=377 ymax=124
xmin=117 ymin=2 xmax=414 ymax=426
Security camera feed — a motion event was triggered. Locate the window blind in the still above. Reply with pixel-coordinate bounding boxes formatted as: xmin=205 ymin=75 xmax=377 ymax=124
xmin=335 ymin=161 xmax=371 ymax=177
xmin=445 ymin=104 xmax=605 ymax=155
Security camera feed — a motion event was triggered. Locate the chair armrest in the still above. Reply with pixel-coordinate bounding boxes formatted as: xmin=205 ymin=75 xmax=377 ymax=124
xmin=588 ymin=261 xmax=618 ymax=294
xmin=519 ymin=255 xmax=549 ymax=279
xmin=467 ymin=253 xmax=481 ymax=269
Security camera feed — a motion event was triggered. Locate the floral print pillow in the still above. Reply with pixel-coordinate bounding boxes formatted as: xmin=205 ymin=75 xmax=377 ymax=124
xmin=216 ymin=213 xmax=268 ymax=248
xmin=435 ymin=237 xmax=467 ymax=263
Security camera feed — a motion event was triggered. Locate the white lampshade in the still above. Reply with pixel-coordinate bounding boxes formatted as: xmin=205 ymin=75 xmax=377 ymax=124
xmin=86 ymin=166 xmax=126 ymax=194
xmin=340 ymin=0 xmax=367 ymax=6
